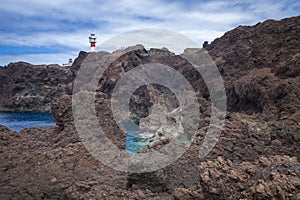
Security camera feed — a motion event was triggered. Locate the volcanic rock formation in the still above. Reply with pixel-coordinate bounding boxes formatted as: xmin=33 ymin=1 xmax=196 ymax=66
xmin=0 ymin=16 xmax=299 ymax=199
xmin=0 ymin=62 xmax=73 ymax=112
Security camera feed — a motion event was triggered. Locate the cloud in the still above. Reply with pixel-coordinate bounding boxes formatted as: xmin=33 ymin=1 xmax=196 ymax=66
xmin=0 ymin=0 xmax=299 ymax=65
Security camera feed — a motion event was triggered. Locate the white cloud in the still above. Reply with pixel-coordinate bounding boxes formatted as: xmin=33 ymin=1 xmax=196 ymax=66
xmin=0 ymin=32 xmax=85 ymax=48
xmin=0 ymin=0 xmax=298 ymax=65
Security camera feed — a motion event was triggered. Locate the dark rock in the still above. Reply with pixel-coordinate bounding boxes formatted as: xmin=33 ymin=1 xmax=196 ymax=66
xmin=0 ymin=16 xmax=299 ymax=199
xmin=207 ymin=16 xmax=300 ymax=120
xmin=198 ymin=155 xmax=300 ymax=199
xmin=202 ymin=41 xmax=209 ymax=48
xmin=0 ymin=62 xmax=73 ymax=112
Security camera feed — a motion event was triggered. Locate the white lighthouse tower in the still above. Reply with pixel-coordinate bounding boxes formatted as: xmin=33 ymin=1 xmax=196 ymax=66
xmin=89 ymin=33 xmax=97 ymax=52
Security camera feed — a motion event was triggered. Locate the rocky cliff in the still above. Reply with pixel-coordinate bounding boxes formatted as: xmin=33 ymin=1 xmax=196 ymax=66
xmin=0 ymin=16 xmax=299 ymax=199
xmin=0 ymin=62 xmax=73 ymax=112
xmin=206 ymin=16 xmax=300 ymax=123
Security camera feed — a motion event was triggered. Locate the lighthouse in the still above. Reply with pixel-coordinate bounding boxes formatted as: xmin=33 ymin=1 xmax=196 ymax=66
xmin=89 ymin=33 xmax=97 ymax=52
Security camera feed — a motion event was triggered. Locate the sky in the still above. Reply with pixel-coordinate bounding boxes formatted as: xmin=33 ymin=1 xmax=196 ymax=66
xmin=0 ymin=0 xmax=299 ymax=66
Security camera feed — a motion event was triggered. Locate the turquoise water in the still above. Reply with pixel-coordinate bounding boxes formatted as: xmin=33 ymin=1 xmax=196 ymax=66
xmin=0 ymin=112 xmax=56 ymax=132
xmin=124 ymin=122 xmax=149 ymax=154
xmin=124 ymin=122 xmax=190 ymax=153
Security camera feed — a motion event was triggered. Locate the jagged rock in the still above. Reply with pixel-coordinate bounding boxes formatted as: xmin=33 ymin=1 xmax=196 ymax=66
xmin=198 ymin=155 xmax=300 ymax=199
xmin=0 ymin=16 xmax=299 ymax=199
xmin=173 ymin=188 xmax=204 ymax=199
xmin=207 ymin=16 xmax=300 ymax=121
xmin=0 ymin=62 xmax=73 ymax=112
xmin=202 ymin=41 xmax=209 ymax=48
xmin=51 ymin=93 xmax=126 ymax=149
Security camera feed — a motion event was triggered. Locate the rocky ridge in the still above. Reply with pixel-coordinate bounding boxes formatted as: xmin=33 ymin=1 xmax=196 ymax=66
xmin=0 ymin=62 xmax=73 ymax=112
xmin=0 ymin=16 xmax=299 ymax=199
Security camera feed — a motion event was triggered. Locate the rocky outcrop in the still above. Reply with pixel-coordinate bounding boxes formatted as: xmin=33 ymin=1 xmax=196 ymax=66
xmin=0 ymin=51 xmax=89 ymax=113
xmin=51 ymin=93 xmax=126 ymax=149
xmin=0 ymin=62 xmax=73 ymax=112
xmin=65 ymin=51 xmax=89 ymax=95
xmin=207 ymin=16 xmax=300 ymax=121
xmin=207 ymin=16 xmax=300 ymax=80
xmin=0 ymin=125 xmax=127 ymax=199
xmin=198 ymin=155 xmax=300 ymax=199
xmin=0 ymin=16 xmax=299 ymax=199
xmin=1 ymin=111 xmax=299 ymax=199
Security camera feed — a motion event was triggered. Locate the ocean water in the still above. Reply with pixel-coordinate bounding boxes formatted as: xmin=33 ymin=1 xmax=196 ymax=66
xmin=0 ymin=112 xmax=147 ymax=153
xmin=124 ymin=122 xmax=191 ymax=153
xmin=0 ymin=112 xmax=56 ymax=132
xmin=124 ymin=122 xmax=150 ymax=154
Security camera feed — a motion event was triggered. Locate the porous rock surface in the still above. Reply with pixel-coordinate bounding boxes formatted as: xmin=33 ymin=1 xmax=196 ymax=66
xmin=0 ymin=16 xmax=299 ymax=199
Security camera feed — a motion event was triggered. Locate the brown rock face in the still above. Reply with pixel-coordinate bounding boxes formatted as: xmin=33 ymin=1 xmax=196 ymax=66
xmin=207 ymin=16 xmax=300 ymax=120
xmin=198 ymin=155 xmax=300 ymax=199
xmin=0 ymin=62 xmax=73 ymax=112
xmin=0 ymin=51 xmax=89 ymax=113
xmin=51 ymin=93 xmax=126 ymax=149
xmin=207 ymin=16 xmax=300 ymax=79
xmin=0 ymin=16 xmax=299 ymax=199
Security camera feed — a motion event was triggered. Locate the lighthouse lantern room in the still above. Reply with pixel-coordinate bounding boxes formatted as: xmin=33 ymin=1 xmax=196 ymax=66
xmin=89 ymin=33 xmax=97 ymax=52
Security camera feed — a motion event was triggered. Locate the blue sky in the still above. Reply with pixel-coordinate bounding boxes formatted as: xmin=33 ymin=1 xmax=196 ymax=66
xmin=0 ymin=0 xmax=299 ymax=66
